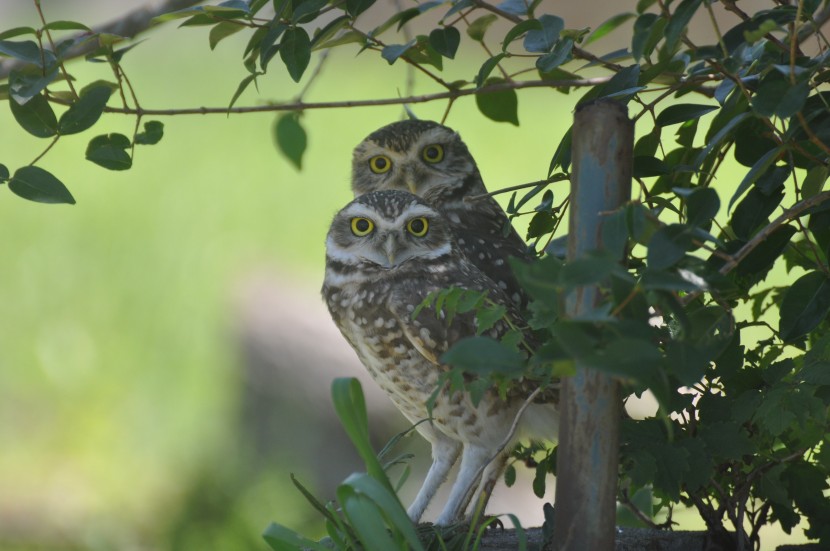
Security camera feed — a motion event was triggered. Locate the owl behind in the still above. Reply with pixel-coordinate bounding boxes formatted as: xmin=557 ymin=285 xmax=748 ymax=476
xmin=351 ymin=120 xmax=533 ymax=307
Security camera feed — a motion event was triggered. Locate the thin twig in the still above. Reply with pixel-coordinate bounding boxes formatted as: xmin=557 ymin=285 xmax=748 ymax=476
xmin=468 ymin=175 xmax=569 ymax=200
xmin=42 ymin=77 xmax=610 ymax=116
xmin=719 ymin=190 xmax=830 ymax=275
xmin=33 ymin=0 xmax=79 ymax=99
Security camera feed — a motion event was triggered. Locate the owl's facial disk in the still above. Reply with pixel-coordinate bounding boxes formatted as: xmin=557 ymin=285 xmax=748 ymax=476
xmin=327 ymin=199 xmax=452 ymax=270
xmin=352 ymin=126 xmax=475 ymax=198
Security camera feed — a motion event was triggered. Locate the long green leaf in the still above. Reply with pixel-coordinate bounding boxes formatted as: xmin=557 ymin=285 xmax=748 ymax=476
xmin=262 ymin=522 xmax=330 ymax=551
xmin=331 ymin=378 xmax=392 ymax=491
xmin=343 ymin=473 xmax=424 ymax=550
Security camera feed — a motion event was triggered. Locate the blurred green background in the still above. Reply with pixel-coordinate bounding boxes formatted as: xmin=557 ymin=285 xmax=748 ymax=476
xmin=0 ymin=1 xmax=810 ymax=549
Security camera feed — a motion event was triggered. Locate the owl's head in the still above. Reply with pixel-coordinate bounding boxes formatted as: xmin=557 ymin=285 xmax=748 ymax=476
xmin=326 ymin=190 xmax=456 ymax=272
xmin=351 ymin=120 xmax=480 ymax=201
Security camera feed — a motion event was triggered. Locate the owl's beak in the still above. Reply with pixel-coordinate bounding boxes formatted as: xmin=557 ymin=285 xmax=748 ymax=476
xmin=406 ymin=178 xmax=418 ymax=194
xmin=383 ymin=234 xmax=398 ymax=266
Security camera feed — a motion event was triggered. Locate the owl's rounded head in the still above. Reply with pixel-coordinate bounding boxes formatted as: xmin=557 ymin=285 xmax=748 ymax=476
xmin=326 ymin=190 xmax=457 ymax=272
xmin=351 ymin=120 xmax=481 ymax=201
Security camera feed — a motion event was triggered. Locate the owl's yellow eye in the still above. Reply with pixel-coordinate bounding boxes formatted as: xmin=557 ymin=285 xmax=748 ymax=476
xmin=406 ymin=217 xmax=429 ymax=237
xmin=369 ymin=155 xmax=392 ymax=174
xmin=350 ymin=217 xmax=374 ymax=236
xmin=422 ymin=144 xmax=444 ymax=164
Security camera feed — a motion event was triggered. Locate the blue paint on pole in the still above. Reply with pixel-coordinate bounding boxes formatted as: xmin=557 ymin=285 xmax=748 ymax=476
xmin=549 ymin=100 xmax=633 ymax=551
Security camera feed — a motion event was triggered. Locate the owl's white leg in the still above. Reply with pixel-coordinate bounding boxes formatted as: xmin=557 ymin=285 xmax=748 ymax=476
xmin=407 ymin=438 xmax=461 ymax=523
xmin=434 ymin=445 xmax=491 ymax=525
xmin=464 ymin=452 xmax=508 ymax=519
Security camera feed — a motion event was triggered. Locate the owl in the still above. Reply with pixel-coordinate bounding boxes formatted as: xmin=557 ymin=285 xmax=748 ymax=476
xmin=351 ymin=120 xmax=533 ymax=308
xmin=322 ymin=190 xmax=557 ymax=525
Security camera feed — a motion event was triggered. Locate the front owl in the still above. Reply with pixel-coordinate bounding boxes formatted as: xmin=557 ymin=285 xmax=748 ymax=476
xmin=322 ymin=190 xmax=557 ymax=526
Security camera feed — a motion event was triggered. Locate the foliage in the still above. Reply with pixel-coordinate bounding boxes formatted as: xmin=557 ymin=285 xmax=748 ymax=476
xmin=263 ymin=378 xmax=528 ymax=551
xmin=3 ymin=0 xmax=830 ymax=549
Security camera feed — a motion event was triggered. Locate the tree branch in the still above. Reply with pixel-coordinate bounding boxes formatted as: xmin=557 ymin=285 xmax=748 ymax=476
xmin=44 ymin=76 xmax=611 ymax=116
xmin=0 ymin=0 xmax=205 ymax=80
xmin=718 ymin=190 xmax=830 ymax=276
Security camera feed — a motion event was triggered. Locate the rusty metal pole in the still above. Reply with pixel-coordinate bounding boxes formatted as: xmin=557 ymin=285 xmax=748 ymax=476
xmin=550 ymin=100 xmax=633 ymax=551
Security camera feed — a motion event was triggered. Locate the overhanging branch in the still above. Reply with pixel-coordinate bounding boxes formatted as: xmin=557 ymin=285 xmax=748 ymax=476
xmin=0 ymin=0 xmax=205 ymax=80
xmin=44 ymin=76 xmax=611 ymax=116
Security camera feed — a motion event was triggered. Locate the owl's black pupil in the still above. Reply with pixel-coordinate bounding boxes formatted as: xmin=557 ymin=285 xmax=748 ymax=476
xmin=373 ymin=157 xmax=387 ymax=169
xmin=410 ymin=219 xmax=425 ymax=233
xmin=356 ymin=219 xmax=370 ymax=232
xmin=426 ymin=147 xmax=439 ymax=159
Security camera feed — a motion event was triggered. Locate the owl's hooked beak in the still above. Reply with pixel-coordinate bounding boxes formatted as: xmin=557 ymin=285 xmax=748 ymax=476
xmin=406 ymin=178 xmax=418 ymax=194
xmin=383 ymin=233 xmax=398 ymax=267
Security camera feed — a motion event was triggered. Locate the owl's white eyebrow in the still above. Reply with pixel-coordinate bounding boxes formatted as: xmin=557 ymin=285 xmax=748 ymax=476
xmin=392 ymin=204 xmax=436 ymax=226
xmin=341 ymin=204 xmax=381 ymax=220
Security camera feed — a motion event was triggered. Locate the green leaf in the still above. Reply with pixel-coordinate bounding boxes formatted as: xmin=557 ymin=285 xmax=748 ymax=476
xmin=536 ymin=38 xmax=573 ymax=73
xmin=526 ymin=210 xmax=555 ymax=240
xmin=85 ymin=133 xmax=132 ymax=170
xmin=700 ymin=421 xmax=754 ymax=460
xmin=0 ymin=164 xmax=9 ymax=182
xmin=336 ymin=486 xmax=400 ymax=551
xmin=0 ymin=27 xmax=37 ymax=41
xmin=345 ymin=0 xmax=375 ymax=17
xmin=228 ymin=73 xmax=258 ymax=109
xmin=510 ymin=255 xmax=563 ymax=308
xmin=274 ymin=113 xmax=307 ymax=170
xmin=549 ymin=127 xmax=572 ymax=174
xmin=310 ymin=15 xmax=350 ymax=50
xmin=726 ymin=146 xmax=784 ymax=212
xmin=0 ymin=39 xmax=44 ymax=65
xmin=731 ymin=186 xmax=783 ymax=240
xmin=523 ymin=15 xmax=563 ymax=53
xmin=752 ymin=76 xmax=810 ymax=118
xmin=476 ymin=78 xmax=518 ymax=125
xmin=280 ymin=27 xmax=311 ymax=82
xmin=579 ymin=64 xmax=642 ymax=105
xmin=429 ymin=27 xmax=460 ymax=59
xmin=9 ymin=92 xmax=58 ymax=138
xmin=262 ymin=522 xmax=329 ymax=551
xmin=533 ymin=460 xmax=547 ymax=497
xmin=442 ymin=336 xmax=524 ymax=376
xmin=58 ymin=86 xmax=112 ymax=135
xmin=209 ymin=21 xmax=245 ymax=50
xmin=779 ymin=272 xmax=830 ymax=342
xmin=691 ymin=111 xmax=750 ymax=170
xmin=151 ymin=6 xmax=206 ymax=23
xmin=381 ymin=40 xmax=415 ymax=64
xmin=475 ymin=53 xmax=506 ymax=88
xmin=663 ymin=0 xmax=702 ymax=54
xmin=331 ymin=378 xmax=392 ymax=492
xmin=647 ymin=224 xmax=694 ymax=270
xmin=631 ymin=13 xmax=661 ymax=61
xmin=502 ymin=19 xmax=542 ymax=52
xmin=802 ymin=165 xmax=829 ymax=199
xmin=685 ymin=187 xmax=719 ymax=227
xmin=586 ymin=13 xmax=635 ymax=45
xmin=292 ymin=0 xmax=328 ymax=23
xmin=656 ymin=103 xmax=718 ymax=127
xmin=467 ymin=14 xmax=498 ymax=41
xmin=134 ymin=120 xmax=164 ymax=145
xmin=42 ymin=20 xmax=92 ymax=32
xmin=504 ymin=464 xmax=517 ymax=487
xmin=342 ymin=473 xmax=424 ymax=549
xmin=8 ymin=165 xmax=75 ymax=204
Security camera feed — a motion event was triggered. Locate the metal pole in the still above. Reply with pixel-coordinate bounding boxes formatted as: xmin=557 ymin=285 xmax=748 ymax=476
xmin=550 ymin=100 xmax=632 ymax=551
